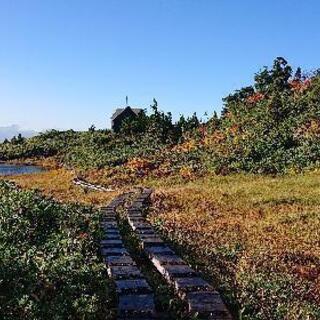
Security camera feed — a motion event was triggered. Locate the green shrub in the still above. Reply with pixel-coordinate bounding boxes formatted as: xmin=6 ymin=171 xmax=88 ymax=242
xmin=0 ymin=181 xmax=114 ymax=319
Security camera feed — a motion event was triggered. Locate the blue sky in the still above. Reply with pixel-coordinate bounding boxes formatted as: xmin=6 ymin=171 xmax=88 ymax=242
xmin=0 ymin=0 xmax=319 ymax=131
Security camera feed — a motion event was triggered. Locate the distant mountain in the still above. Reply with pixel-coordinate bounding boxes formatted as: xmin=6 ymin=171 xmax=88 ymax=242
xmin=0 ymin=125 xmax=37 ymax=142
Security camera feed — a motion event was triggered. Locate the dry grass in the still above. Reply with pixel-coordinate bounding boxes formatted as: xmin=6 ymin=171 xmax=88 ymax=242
xmin=6 ymin=169 xmax=320 ymax=319
xmin=8 ymin=168 xmax=120 ymax=206
xmin=146 ymin=173 xmax=320 ymax=319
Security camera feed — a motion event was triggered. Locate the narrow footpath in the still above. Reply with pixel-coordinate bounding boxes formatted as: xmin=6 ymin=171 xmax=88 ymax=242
xmin=100 ymin=188 xmax=232 ymax=320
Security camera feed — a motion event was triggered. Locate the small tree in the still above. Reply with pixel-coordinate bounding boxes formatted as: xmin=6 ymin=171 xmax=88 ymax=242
xmin=177 ymin=113 xmax=200 ymax=133
xmin=88 ymin=125 xmax=96 ymax=133
xmin=120 ymin=110 xmax=148 ymax=135
xmin=16 ymin=133 xmax=25 ymax=144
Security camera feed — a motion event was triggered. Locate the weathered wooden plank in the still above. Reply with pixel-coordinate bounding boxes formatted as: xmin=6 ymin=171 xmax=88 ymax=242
xmin=128 ymin=217 xmax=146 ymax=225
xmin=127 ymin=208 xmax=142 ymax=213
xmin=115 ymin=279 xmax=152 ymax=295
xmin=186 ymin=291 xmax=232 ymax=319
xmin=156 ymin=265 xmax=197 ymax=282
xmin=103 ymin=228 xmax=120 ymax=234
xmin=100 ymin=239 xmax=124 ymax=248
xmin=102 ymin=194 xmax=156 ymax=318
xmin=104 ymin=234 xmax=122 ymax=240
xmin=133 ymin=199 xmax=145 ymax=205
xmin=101 ymin=208 xmax=116 ymax=213
xmin=100 ymin=206 xmax=115 ymax=211
xmin=134 ymin=226 xmax=155 ymax=233
xmin=131 ymin=222 xmax=153 ymax=231
xmin=145 ymin=246 xmax=175 ymax=256
xmin=127 ymin=212 xmax=143 ymax=217
xmin=101 ymin=211 xmax=116 ymax=216
xmin=131 ymin=203 xmax=144 ymax=210
xmin=101 ymin=217 xmax=117 ymax=223
xmin=101 ymin=222 xmax=118 ymax=228
xmin=151 ymin=254 xmax=185 ymax=266
xmin=105 ymin=255 xmax=136 ymax=266
xmin=108 ymin=265 xmax=143 ymax=280
xmin=101 ymin=247 xmax=129 ymax=256
xmin=173 ymin=277 xmax=213 ymax=296
xmin=138 ymin=234 xmax=159 ymax=239
xmin=140 ymin=237 xmax=165 ymax=248
xmin=138 ymin=192 xmax=150 ymax=198
xmin=118 ymin=294 xmax=155 ymax=318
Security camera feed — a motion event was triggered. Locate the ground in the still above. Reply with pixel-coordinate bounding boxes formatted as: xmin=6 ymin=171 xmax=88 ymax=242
xmin=9 ymin=168 xmax=119 ymax=205
xmin=6 ymin=169 xmax=320 ymax=319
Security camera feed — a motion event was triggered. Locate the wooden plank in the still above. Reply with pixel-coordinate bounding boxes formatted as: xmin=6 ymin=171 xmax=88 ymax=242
xmin=131 ymin=222 xmax=153 ymax=231
xmin=118 ymin=294 xmax=155 ymax=318
xmin=101 ymin=247 xmax=129 ymax=256
xmin=104 ymin=234 xmax=122 ymax=240
xmin=157 ymin=265 xmax=197 ymax=283
xmin=101 ymin=222 xmax=118 ymax=228
xmin=105 ymin=256 xmax=136 ymax=266
xmin=103 ymin=228 xmax=120 ymax=235
xmin=128 ymin=217 xmax=146 ymax=224
xmin=135 ymin=227 xmax=155 ymax=235
xmin=100 ymin=239 xmax=123 ymax=248
xmin=186 ymin=291 xmax=232 ymax=319
xmin=173 ymin=277 xmax=213 ymax=296
xmin=138 ymin=234 xmax=159 ymax=240
xmin=145 ymin=246 xmax=175 ymax=257
xmin=151 ymin=254 xmax=185 ymax=266
xmin=140 ymin=237 xmax=165 ymax=249
xmin=115 ymin=279 xmax=152 ymax=295
xmin=108 ymin=265 xmax=143 ymax=280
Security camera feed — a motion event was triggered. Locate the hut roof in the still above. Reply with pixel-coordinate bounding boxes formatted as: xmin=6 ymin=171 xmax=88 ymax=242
xmin=111 ymin=106 xmax=143 ymax=120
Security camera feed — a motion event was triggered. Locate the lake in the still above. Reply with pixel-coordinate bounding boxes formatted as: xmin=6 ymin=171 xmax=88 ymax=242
xmin=0 ymin=163 xmax=44 ymax=176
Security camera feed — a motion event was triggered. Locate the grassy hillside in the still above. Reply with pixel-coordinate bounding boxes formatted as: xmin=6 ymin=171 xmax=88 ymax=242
xmin=1 ymin=58 xmax=320 ymax=176
xmin=1 ymin=57 xmax=320 ymax=319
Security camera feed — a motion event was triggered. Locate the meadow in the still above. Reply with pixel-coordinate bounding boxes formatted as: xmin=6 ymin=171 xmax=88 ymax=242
xmin=1 ymin=58 xmax=320 ymax=319
xmin=145 ymin=173 xmax=320 ymax=319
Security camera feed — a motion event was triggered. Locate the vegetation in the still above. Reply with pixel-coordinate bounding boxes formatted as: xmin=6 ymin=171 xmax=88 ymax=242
xmin=1 ymin=58 xmax=320 ymax=176
xmin=1 ymin=57 xmax=320 ymax=319
xmin=0 ymin=181 xmax=115 ymax=319
xmin=0 ymin=99 xmax=200 ymax=171
xmin=147 ymin=173 xmax=320 ymax=320
xmin=8 ymin=168 xmax=117 ymax=205
xmin=211 ymin=58 xmax=320 ymax=173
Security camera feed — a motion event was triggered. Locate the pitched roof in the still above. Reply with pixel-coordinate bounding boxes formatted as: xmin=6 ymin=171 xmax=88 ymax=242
xmin=111 ymin=106 xmax=143 ymax=120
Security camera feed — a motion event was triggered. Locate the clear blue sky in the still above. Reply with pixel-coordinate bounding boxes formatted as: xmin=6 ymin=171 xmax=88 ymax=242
xmin=0 ymin=0 xmax=319 ymax=131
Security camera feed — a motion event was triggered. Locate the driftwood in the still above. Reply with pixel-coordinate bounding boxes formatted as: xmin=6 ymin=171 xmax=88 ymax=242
xmin=73 ymin=178 xmax=114 ymax=192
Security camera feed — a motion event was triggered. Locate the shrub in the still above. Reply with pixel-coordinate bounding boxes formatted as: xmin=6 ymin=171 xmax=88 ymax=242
xmin=0 ymin=181 xmax=114 ymax=319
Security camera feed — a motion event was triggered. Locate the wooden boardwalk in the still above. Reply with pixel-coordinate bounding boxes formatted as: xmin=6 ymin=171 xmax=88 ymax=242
xmin=100 ymin=189 xmax=233 ymax=319
xmin=100 ymin=193 xmax=156 ymax=319
xmin=126 ymin=189 xmax=232 ymax=320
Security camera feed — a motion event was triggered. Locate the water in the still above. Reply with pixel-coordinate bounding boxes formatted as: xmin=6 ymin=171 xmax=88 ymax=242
xmin=0 ymin=163 xmax=44 ymax=176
